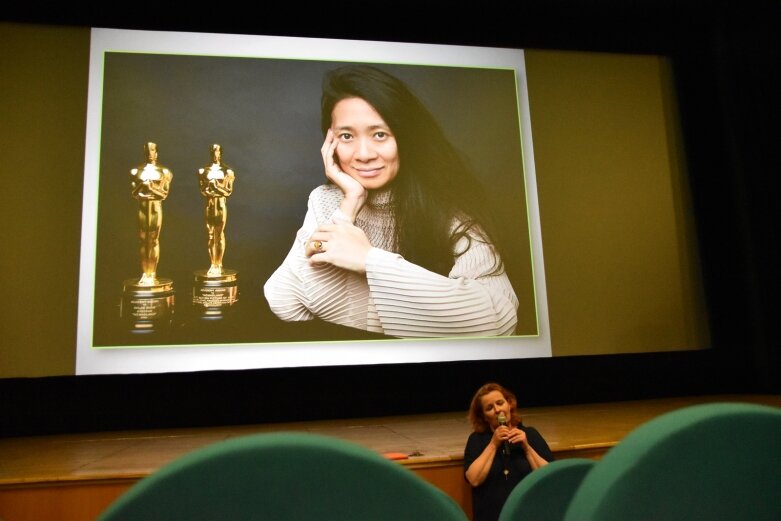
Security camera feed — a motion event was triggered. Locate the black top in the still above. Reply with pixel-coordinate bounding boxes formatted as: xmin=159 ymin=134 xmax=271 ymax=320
xmin=463 ymin=425 xmax=555 ymax=521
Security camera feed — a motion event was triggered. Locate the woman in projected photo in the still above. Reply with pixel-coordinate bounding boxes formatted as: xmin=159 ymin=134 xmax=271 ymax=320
xmin=263 ymin=65 xmax=518 ymax=337
xmin=464 ymin=382 xmax=553 ymax=521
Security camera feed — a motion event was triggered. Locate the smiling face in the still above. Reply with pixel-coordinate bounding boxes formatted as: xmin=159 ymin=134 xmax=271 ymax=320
xmin=479 ymin=390 xmax=513 ymax=431
xmin=331 ymin=97 xmax=400 ymax=190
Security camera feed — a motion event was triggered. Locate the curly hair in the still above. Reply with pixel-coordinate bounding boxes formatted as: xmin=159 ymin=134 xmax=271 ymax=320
xmin=467 ymin=382 xmax=522 ymax=433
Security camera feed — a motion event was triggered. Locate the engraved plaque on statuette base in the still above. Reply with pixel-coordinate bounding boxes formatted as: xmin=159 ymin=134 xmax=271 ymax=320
xmin=120 ymin=291 xmax=175 ymax=333
xmin=192 ymin=279 xmax=238 ymax=319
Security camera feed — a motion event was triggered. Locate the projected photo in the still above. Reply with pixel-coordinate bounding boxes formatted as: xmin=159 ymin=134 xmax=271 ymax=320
xmin=77 ymin=29 xmax=551 ymax=374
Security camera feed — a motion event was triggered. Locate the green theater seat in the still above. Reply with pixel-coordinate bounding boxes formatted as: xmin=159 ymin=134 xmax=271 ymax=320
xmin=98 ymin=431 xmax=468 ymax=521
xmin=564 ymin=402 xmax=781 ymax=521
xmin=498 ymin=458 xmax=594 ymax=521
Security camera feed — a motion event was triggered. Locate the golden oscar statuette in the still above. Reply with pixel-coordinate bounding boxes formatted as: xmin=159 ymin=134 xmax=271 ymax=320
xmin=193 ymin=144 xmax=238 ymax=315
xmin=121 ymin=143 xmax=175 ymax=329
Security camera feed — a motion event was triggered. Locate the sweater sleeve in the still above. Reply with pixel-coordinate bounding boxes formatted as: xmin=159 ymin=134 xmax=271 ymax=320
xmin=364 ymin=233 xmax=519 ymax=337
xmin=262 ymin=193 xmax=369 ymax=330
xmin=264 ymin=186 xmax=519 ymax=337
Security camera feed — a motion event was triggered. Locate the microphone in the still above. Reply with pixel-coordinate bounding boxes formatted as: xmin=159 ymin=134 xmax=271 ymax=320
xmin=497 ymin=412 xmax=511 ymax=455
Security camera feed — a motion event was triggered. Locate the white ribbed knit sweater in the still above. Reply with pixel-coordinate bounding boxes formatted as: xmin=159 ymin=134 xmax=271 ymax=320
xmin=263 ymin=184 xmax=518 ymax=337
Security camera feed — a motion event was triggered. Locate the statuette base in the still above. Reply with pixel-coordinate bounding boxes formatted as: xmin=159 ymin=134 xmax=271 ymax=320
xmin=194 ymin=269 xmax=237 ymax=286
xmin=123 ymin=278 xmax=174 ymax=296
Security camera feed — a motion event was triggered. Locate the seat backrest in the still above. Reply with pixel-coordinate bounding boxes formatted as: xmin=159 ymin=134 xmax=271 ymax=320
xmin=498 ymin=458 xmax=594 ymax=521
xmin=98 ymin=431 xmax=469 ymax=521
xmin=564 ymin=402 xmax=781 ymax=521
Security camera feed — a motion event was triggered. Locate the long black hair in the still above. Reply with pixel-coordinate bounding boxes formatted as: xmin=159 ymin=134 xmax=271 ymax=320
xmin=321 ymin=64 xmax=504 ymax=277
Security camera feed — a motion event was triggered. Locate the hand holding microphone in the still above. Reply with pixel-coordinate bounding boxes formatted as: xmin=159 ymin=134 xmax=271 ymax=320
xmin=497 ymin=412 xmax=511 ymax=455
